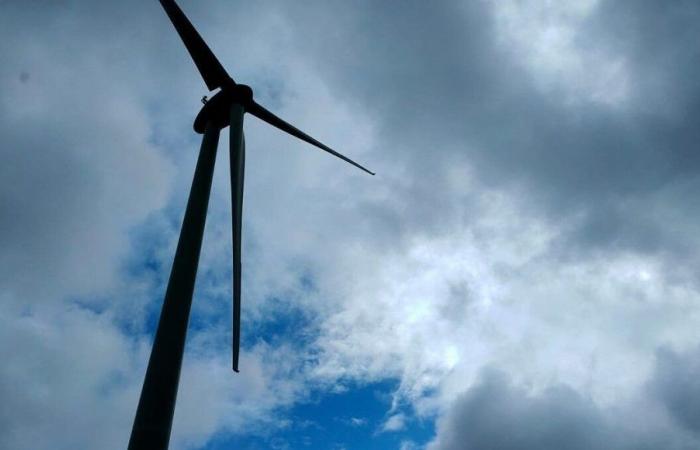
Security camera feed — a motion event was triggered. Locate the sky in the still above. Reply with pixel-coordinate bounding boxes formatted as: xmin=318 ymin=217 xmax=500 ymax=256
xmin=2 ymin=0 xmax=700 ymax=449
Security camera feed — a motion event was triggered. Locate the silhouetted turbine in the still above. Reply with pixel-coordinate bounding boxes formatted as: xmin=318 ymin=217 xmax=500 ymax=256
xmin=128 ymin=1 xmax=373 ymax=449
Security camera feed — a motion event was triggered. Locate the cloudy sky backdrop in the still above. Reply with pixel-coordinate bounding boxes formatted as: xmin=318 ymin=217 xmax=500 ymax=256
xmin=2 ymin=0 xmax=700 ymax=449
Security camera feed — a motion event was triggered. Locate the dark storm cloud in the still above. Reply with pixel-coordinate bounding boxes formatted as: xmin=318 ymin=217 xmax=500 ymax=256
xmin=651 ymin=346 xmax=700 ymax=435
xmin=428 ymin=368 xmax=694 ymax=450
xmin=592 ymin=0 xmax=700 ymax=115
xmin=278 ymin=0 xmax=700 ymax=262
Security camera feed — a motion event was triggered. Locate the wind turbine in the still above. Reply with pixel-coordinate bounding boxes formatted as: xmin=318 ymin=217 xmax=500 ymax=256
xmin=128 ymin=1 xmax=374 ymax=448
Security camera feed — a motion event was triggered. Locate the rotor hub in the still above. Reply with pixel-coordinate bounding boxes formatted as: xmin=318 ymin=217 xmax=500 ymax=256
xmin=194 ymin=84 xmax=253 ymax=134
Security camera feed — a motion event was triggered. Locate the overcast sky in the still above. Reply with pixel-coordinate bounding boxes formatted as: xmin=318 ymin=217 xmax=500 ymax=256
xmin=2 ymin=1 xmax=700 ymax=449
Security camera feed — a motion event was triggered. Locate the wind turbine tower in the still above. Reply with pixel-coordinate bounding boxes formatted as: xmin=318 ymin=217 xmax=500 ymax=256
xmin=128 ymin=1 xmax=373 ymax=449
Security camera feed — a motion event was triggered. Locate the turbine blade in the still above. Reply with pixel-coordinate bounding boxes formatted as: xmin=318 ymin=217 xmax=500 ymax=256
xmin=230 ymin=105 xmax=246 ymax=372
xmin=158 ymin=0 xmax=234 ymax=91
xmin=247 ymin=101 xmax=375 ymax=176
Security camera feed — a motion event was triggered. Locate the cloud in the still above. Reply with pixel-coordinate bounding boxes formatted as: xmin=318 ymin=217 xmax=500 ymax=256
xmin=0 ymin=299 xmax=307 ymax=450
xmin=3 ymin=0 xmax=700 ymax=449
xmin=0 ymin=0 xmax=175 ymax=306
xmin=427 ymin=368 xmax=695 ymax=450
xmin=381 ymin=413 xmax=406 ymax=433
xmin=253 ymin=4 xmax=700 ymax=448
xmin=349 ymin=417 xmax=367 ymax=427
xmin=651 ymin=346 xmax=700 ymax=436
xmin=0 ymin=302 xmax=143 ymax=449
xmin=278 ymin=0 xmax=700 ymax=264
